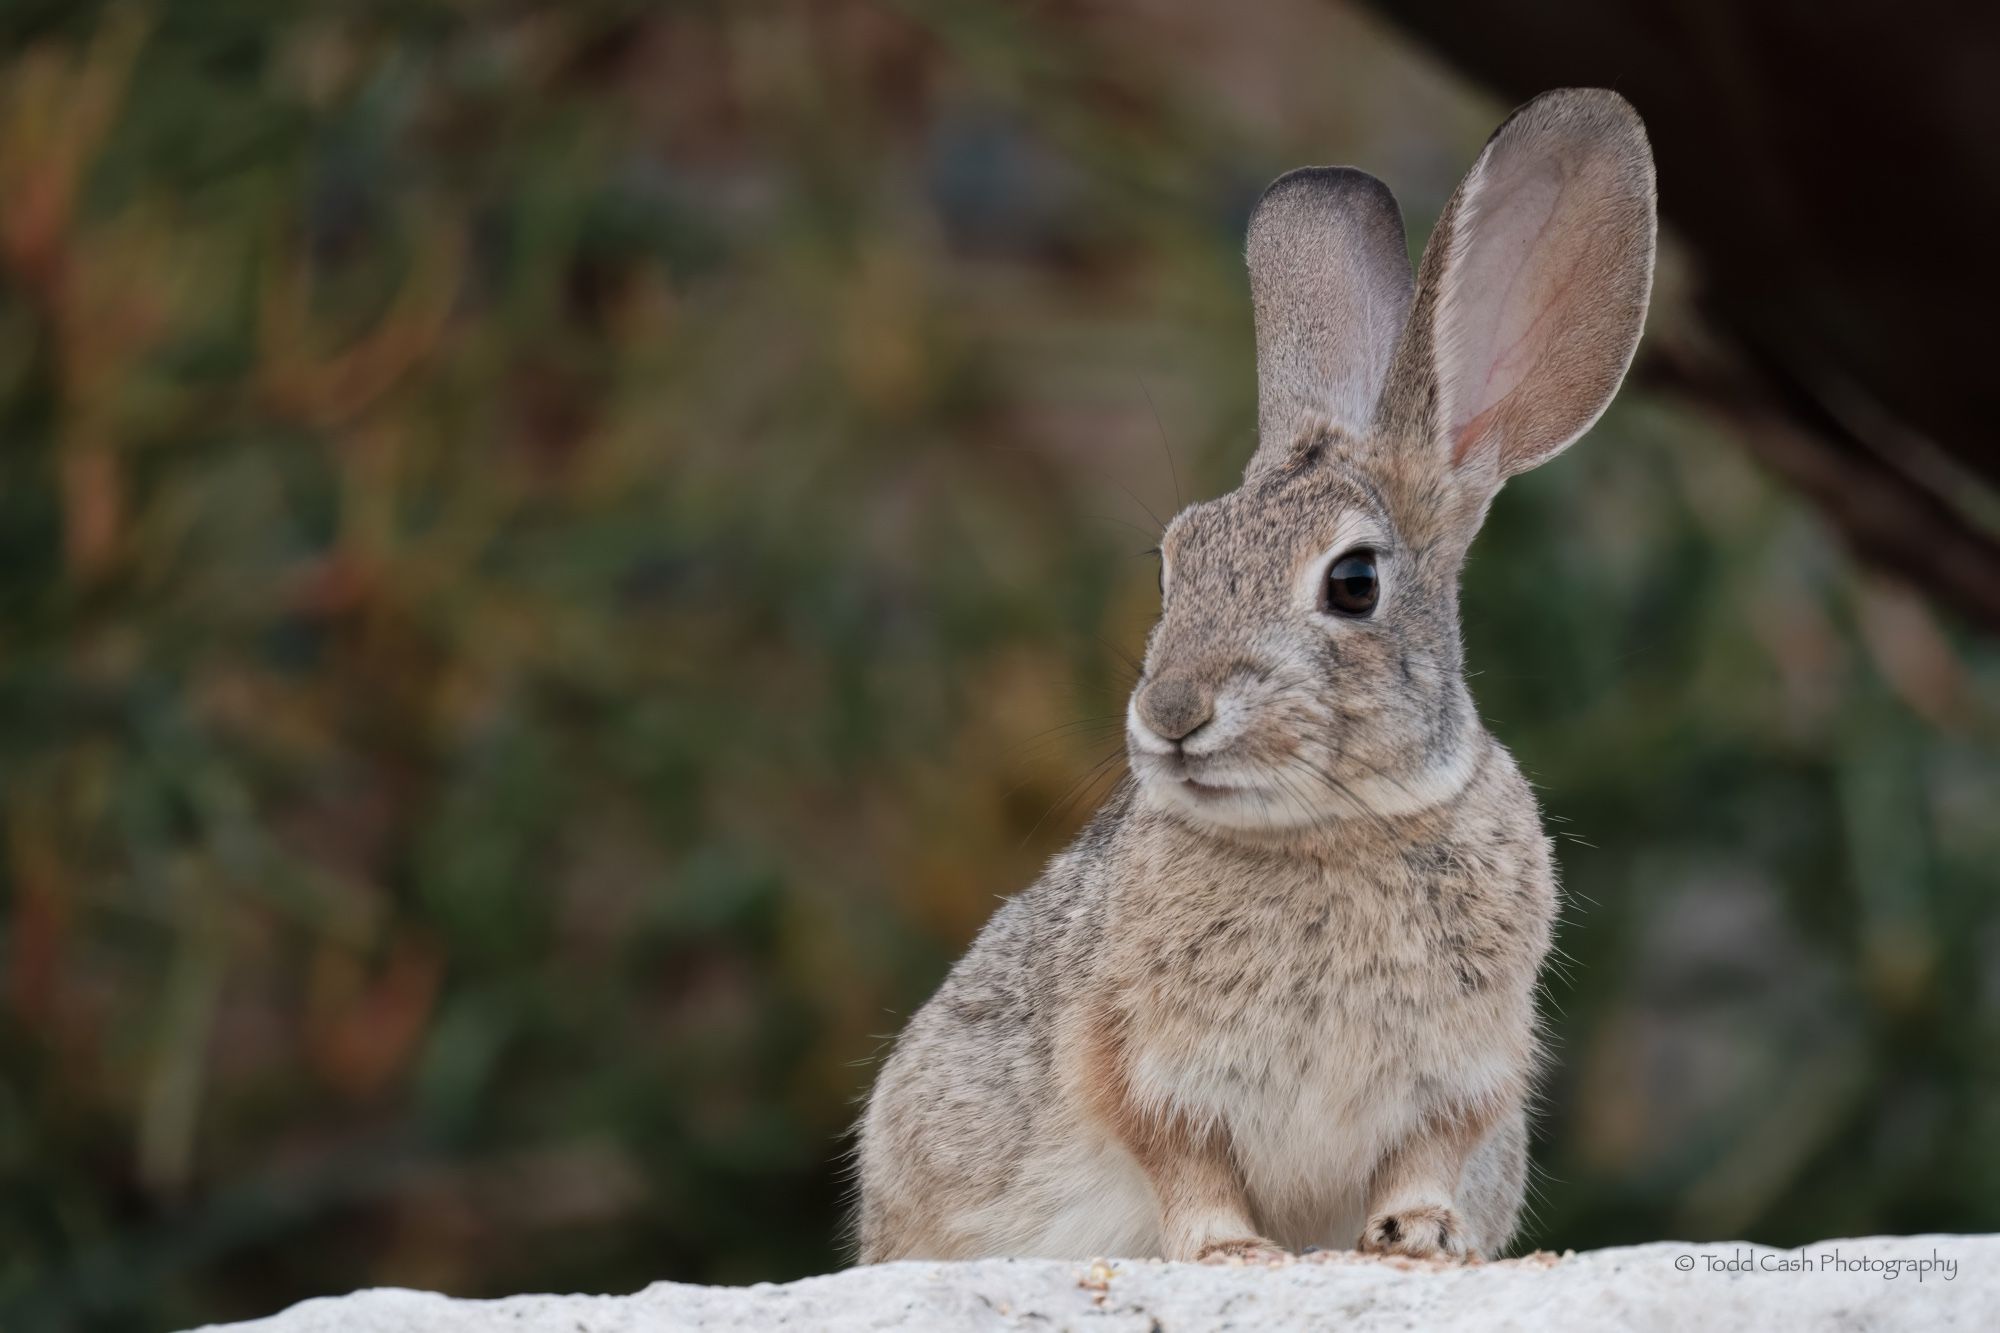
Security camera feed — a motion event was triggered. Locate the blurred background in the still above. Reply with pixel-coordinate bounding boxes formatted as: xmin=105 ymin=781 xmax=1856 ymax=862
xmin=2 ymin=2 xmax=1996 ymax=1328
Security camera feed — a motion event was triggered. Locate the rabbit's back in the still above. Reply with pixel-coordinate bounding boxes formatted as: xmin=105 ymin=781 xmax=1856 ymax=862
xmin=854 ymin=792 xmax=1148 ymax=1261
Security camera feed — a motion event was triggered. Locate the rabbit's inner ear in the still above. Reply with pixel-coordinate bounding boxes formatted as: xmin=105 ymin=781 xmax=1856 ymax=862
xmin=1430 ymin=90 xmax=1657 ymax=480
xmin=1243 ymin=167 xmax=1414 ymax=478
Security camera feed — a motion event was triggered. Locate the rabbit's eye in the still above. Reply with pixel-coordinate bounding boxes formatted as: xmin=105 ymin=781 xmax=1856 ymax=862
xmin=1323 ymin=549 xmax=1378 ymax=616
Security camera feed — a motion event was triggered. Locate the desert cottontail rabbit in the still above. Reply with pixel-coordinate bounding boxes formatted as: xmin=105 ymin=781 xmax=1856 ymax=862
xmin=855 ymin=88 xmax=1656 ymax=1264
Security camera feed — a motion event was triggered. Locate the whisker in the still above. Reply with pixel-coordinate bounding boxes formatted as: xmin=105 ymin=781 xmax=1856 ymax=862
xmin=1137 ymin=374 xmax=1184 ymax=513
xmin=1086 ymin=512 xmax=1167 ymax=543
xmin=1106 ymin=476 xmax=1167 ymax=537
xmin=972 ymin=442 xmax=1167 ymax=536
xmin=1332 ymin=744 xmax=1428 ymax=808
xmin=998 ymin=729 xmax=1128 ymax=781
xmin=1071 ymin=766 xmax=1130 ymax=829
xmin=1286 ymin=753 xmax=1399 ymax=840
xmin=1095 ymin=636 xmax=1147 ymax=678
xmin=1258 ymin=682 xmax=1430 ymax=808
xmin=1269 ymin=767 xmax=1329 ymax=832
xmin=1010 ymin=715 xmax=1126 ymax=747
xmin=1021 ymin=748 xmax=1127 ymax=849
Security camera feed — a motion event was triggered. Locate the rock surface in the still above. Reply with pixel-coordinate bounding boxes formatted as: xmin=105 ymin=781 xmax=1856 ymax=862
xmin=195 ymin=1236 xmax=1993 ymax=1332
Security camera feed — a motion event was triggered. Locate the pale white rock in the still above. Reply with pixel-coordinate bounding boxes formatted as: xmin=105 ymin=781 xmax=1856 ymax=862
xmin=192 ymin=1235 xmax=1994 ymax=1332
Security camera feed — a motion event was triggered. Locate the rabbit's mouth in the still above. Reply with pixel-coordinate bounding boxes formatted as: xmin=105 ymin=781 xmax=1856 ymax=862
xmin=1161 ymin=765 xmax=1276 ymax=816
xmin=1144 ymin=763 xmax=1303 ymax=831
xmin=1148 ymin=748 xmax=1245 ymax=799
xmin=1135 ymin=749 xmax=1257 ymax=807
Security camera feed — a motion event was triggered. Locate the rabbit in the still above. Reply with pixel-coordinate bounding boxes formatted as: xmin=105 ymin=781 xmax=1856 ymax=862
xmin=853 ymin=87 xmax=1656 ymax=1265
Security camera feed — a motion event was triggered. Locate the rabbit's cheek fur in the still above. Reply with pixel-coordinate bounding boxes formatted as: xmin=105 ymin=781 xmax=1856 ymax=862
xmin=1129 ymin=600 xmax=1483 ymax=832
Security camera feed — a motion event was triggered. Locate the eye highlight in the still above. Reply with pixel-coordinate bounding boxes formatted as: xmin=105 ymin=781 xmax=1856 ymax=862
xmin=1322 ymin=548 xmax=1379 ymax=616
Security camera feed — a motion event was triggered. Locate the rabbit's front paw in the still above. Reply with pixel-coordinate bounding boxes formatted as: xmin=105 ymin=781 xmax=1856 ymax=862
xmin=1195 ymin=1236 xmax=1291 ymax=1265
xmin=1358 ymin=1204 xmax=1470 ymax=1261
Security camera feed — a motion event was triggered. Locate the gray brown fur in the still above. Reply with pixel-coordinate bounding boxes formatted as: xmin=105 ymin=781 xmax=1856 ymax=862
xmin=854 ymin=89 xmax=1656 ymax=1264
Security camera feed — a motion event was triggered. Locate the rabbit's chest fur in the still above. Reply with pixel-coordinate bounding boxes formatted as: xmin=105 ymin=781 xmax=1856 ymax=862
xmin=1108 ymin=759 xmax=1554 ymax=1229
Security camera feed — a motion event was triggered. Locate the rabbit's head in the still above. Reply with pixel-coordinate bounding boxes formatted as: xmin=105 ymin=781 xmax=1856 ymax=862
xmin=1128 ymin=88 xmax=1656 ymax=833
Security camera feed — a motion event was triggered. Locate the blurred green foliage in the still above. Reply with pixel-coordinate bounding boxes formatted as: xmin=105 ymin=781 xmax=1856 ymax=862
xmin=0 ymin=3 xmax=1994 ymax=1329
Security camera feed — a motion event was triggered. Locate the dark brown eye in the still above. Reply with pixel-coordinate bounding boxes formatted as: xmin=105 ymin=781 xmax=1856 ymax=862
xmin=1323 ymin=549 xmax=1378 ymax=616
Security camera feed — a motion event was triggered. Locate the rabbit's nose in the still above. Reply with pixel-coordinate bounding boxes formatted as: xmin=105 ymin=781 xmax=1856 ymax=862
xmin=1136 ymin=676 xmax=1214 ymax=743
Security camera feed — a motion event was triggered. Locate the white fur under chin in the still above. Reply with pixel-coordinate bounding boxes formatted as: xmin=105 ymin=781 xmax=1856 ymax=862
xmin=1130 ymin=732 xmax=1485 ymax=830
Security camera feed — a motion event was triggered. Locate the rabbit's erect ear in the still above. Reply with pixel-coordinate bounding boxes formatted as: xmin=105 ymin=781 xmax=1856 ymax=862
xmin=1393 ymin=88 xmax=1656 ymax=487
xmin=1244 ymin=167 xmax=1413 ymax=476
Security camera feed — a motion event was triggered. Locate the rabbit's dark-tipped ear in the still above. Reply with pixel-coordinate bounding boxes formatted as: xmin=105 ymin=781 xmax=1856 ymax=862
xmin=1388 ymin=88 xmax=1656 ymax=486
xmin=1244 ymin=167 xmax=1413 ymax=476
